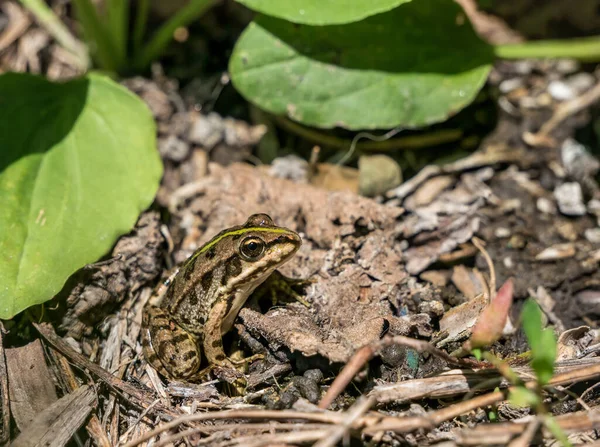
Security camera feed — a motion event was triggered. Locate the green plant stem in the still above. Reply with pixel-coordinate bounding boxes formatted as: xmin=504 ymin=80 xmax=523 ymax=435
xmin=72 ymin=0 xmax=119 ymax=72
xmin=273 ymin=116 xmax=463 ymax=152
xmin=494 ymin=36 xmax=600 ymax=62
xmin=18 ymin=0 xmax=90 ymax=70
xmin=133 ymin=0 xmax=150 ymax=53
xmin=135 ymin=0 xmax=218 ymax=71
xmin=106 ymin=0 xmax=128 ymax=66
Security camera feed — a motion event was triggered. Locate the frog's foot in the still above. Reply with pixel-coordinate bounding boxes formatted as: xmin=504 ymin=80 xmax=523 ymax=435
xmin=229 ymin=353 xmax=265 ymax=366
xmin=212 ymin=363 xmax=248 ymax=395
xmin=254 ymin=271 xmax=314 ymax=308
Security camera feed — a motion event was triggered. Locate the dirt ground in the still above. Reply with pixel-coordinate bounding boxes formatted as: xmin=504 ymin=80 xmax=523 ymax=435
xmin=1 ymin=1 xmax=600 ymax=446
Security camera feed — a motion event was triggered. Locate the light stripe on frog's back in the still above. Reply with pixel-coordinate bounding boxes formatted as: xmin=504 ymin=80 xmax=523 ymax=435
xmin=184 ymin=226 xmax=294 ymax=268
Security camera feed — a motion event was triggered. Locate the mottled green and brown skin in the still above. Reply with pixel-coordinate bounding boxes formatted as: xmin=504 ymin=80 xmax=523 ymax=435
xmin=142 ymin=214 xmax=301 ymax=380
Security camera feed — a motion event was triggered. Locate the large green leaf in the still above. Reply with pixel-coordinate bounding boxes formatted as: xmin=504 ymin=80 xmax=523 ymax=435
xmin=236 ymin=0 xmax=411 ymax=25
xmin=229 ymin=0 xmax=494 ymax=130
xmin=0 ymin=73 xmax=162 ymax=319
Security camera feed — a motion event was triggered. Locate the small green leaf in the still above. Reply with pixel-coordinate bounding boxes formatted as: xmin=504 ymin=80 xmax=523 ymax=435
xmin=236 ymin=0 xmax=411 ymax=25
xmin=472 ymin=348 xmax=482 ymax=361
xmin=229 ymin=0 xmax=494 ymax=130
xmin=508 ymin=387 xmax=539 ymax=408
xmin=0 ymin=72 xmax=162 ymax=319
xmin=521 ymin=299 xmax=557 ymax=386
xmin=544 ymin=415 xmax=573 ymax=447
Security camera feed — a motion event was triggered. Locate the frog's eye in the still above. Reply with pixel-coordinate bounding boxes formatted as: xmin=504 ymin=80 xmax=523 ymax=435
xmin=240 ymin=237 xmax=266 ymax=261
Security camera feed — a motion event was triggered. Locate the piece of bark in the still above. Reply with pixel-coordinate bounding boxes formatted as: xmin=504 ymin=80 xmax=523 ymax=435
xmin=11 ymin=385 xmax=96 ymax=447
xmin=6 ymin=339 xmax=58 ymax=431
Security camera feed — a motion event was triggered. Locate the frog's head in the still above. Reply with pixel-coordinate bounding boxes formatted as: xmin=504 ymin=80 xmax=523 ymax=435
xmin=234 ymin=213 xmax=301 ymax=278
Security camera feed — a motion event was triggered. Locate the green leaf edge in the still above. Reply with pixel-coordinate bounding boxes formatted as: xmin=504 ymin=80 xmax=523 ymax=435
xmin=0 ymin=72 xmax=162 ymax=319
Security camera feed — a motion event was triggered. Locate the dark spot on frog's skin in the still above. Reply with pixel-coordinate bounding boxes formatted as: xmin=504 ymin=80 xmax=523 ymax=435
xmin=157 ymin=340 xmax=171 ymax=357
xmin=182 ymin=350 xmax=197 ymax=361
xmin=206 ymin=248 xmax=216 ymax=260
xmin=380 ymin=319 xmax=390 ymax=338
xmin=232 ymin=234 xmax=242 ymax=241
xmin=188 ymin=293 xmax=198 ymax=306
xmin=215 ymin=353 xmax=226 ymax=361
xmin=211 ymin=340 xmax=222 ymax=348
xmin=227 ymin=257 xmax=242 ymax=277
xmin=172 ymin=333 xmax=190 ymax=345
xmin=201 ymin=271 xmax=213 ymax=292
xmin=180 ymin=315 xmax=191 ymax=326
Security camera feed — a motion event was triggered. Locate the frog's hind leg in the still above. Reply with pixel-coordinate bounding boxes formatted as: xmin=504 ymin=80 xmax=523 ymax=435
xmin=142 ymin=306 xmax=202 ymax=380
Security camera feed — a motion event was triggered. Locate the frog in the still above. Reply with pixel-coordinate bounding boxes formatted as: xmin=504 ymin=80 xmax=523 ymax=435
xmin=141 ymin=213 xmax=304 ymax=383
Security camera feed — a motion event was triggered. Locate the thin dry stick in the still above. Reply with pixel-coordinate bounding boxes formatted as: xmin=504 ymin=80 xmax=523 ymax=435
xmin=224 ymin=429 xmax=331 ymax=447
xmin=33 ymin=322 xmax=179 ymax=420
xmin=364 ymin=359 xmax=600 ymax=435
xmin=51 ymin=351 xmax=111 ymax=447
xmin=318 ymin=345 xmax=374 ymax=410
xmin=0 ymin=323 xmax=10 ymax=445
xmin=472 ymin=237 xmax=496 ymax=298
xmin=529 ymin=80 xmax=600 ymax=144
xmin=364 ymin=390 xmax=506 ymax=435
xmin=152 ymin=423 xmax=332 ymax=447
xmin=507 ymin=416 xmax=541 ymax=447
xmin=122 ymin=410 xmax=344 ymax=447
xmin=318 ymin=335 xmax=485 ymax=409
xmin=314 ymin=396 xmax=376 ymax=447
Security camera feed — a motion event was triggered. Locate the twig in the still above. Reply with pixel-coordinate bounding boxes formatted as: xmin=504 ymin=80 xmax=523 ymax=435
xmin=50 ymin=350 xmax=111 ymax=447
xmin=472 ymin=237 xmax=496 ymax=299
xmin=507 ymin=416 xmax=541 ymax=447
xmin=524 ymin=79 xmax=600 ymax=147
xmin=364 ymin=389 xmax=506 ymax=435
xmin=0 ymin=2 xmax=31 ymax=52
xmin=318 ymin=345 xmax=374 ymax=410
xmin=223 ymin=429 xmax=331 ymax=447
xmin=0 ymin=323 xmax=10 ymax=445
xmin=318 ymin=335 xmax=485 ymax=409
xmin=33 ymin=323 xmax=178 ymax=420
xmin=18 ymin=0 xmax=90 ymax=70
xmin=152 ymin=423 xmax=332 ymax=447
xmin=386 ymin=144 xmax=528 ymax=200
xmin=314 ymin=396 xmax=375 ymax=447
xmin=122 ymin=410 xmax=346 ymax=447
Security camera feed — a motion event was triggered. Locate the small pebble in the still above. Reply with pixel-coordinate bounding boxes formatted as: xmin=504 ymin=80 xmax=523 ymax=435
xmin=292 ymin=376 xmax=321 ymax=404
xmin=554 ymin=183 xmax=586 ymax=216
xmin=537 ymin=197 xmax=557 ymax=215
xmin=555 ymin=59 xmax=579 ymax=74
xmin=503 ymin=257 xmax=514 ymax=268
xmin=585 ymin=228 xmax=600 ymax=244
xmin=536 ymin=243 xmax=576 ymax=261
xmin=270 ymin=155 xmax=309 ymax=182
xmin=419 ymin=300 xmax=444 ymax=318
xmin=303 ymin=369 xmax=324 ymax=383
xmin=499 ymin=78 xmax=524 ymax=94
xmin=495 ymin=227 xmax=511 ymax=238
xmin=548 ymin=80 xmax=575 ymax=101
xmin=567 ymin=72 xmax=595 ymax=94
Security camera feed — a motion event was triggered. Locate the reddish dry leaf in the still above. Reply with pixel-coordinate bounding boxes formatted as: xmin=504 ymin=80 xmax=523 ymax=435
xmin=465 ymin=278 xmax=514 ymax=350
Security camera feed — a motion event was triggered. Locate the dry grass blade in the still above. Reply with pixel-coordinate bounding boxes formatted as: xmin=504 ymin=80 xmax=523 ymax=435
xmin=122 ymin=410 xmax=346 ymax=447
xmin=314 ymin=396 xmax=375 ymax=447
xmin=33 ymin=322 xmax=178 ymax=420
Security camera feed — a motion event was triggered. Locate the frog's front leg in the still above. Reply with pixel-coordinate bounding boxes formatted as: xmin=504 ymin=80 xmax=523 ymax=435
xmin=142 ymin=306 xmax=202 ymax=379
